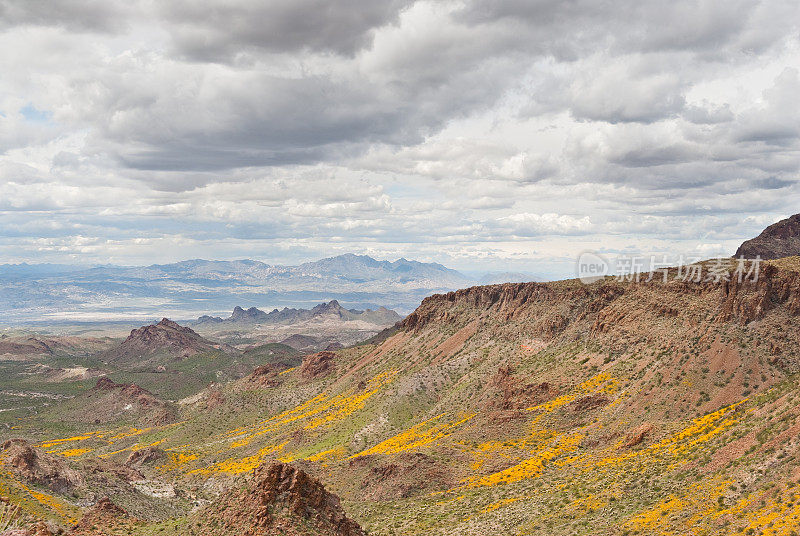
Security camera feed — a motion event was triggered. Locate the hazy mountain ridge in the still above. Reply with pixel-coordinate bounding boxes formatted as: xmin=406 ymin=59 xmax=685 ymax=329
xmin=192 ymin=300 xmax=403 ymax=352
xmin=0 ymin=254 xmax=500 ymax=322
xmin=195 ymin=300 xmax=401 ymax=327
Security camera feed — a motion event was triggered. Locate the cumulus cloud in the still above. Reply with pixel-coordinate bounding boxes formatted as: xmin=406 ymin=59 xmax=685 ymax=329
xmin=499 ymin=213 xmax=594 ymax=236
xmin=0 ymin=0 xmax=798 ymax=273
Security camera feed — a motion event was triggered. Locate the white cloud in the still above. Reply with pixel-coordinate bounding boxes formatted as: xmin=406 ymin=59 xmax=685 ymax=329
xmin=0 ymin=0 xmax=798 ymax=274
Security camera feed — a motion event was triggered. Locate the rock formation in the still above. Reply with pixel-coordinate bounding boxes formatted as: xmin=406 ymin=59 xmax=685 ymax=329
xmin=190 ymin=462 xmax=365 ymax=536
xmin=299 ymin=351 xmax=337 ymax=380
xmin=735 ymin=213 xmax=800 ymax=259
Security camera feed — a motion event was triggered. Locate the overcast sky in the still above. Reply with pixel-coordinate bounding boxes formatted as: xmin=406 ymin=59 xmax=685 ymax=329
xmin=0 ymin=0 xmax=798 ymax=277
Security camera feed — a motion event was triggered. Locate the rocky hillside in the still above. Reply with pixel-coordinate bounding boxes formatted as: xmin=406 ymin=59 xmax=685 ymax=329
xmin=735 ymin=213 xmax=800 ymax=259
xmin=0 ymin=438 xmax=182 ymax=530
xmin=0 ymin=337 xmax=52 ymax=358
xmin=0 ymin=336 xmax=111 ymax=360
xmin=105 ymin=319 xmax=226 ymax=367
xmin=5 ymin=257 xmax=800 ymax=535
xmin=23 ymin=376 xmax=179 ymax=439
xmin=73 ymin=377 xmax=178 ymax=426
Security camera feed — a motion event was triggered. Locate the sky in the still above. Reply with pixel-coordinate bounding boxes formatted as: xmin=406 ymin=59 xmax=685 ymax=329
xmin=0 ymin=0 xmax=798 ymax=278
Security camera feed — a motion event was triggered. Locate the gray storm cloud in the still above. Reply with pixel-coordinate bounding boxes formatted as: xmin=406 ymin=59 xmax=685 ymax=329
xmin=0 ymin=0 xmax=797 ymax=272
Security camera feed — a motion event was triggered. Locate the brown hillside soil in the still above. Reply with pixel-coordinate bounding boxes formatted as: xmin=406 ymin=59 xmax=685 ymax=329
xmin=355 ymin=452 xmax=454 ymax=501
xmin=432 ymin=320 xmax=479 ymax=364
xmin=205 ymin=389 xmax=226 ymax=409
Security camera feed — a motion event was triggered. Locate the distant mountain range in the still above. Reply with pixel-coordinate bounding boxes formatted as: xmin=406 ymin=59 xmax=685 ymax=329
xmin=196 ymin=300 xmax=401 ymax=327
xmin=0 ymin=254 xmax=540 ymax=323
xmin=191 ymin=300 xmax=403 ymax=351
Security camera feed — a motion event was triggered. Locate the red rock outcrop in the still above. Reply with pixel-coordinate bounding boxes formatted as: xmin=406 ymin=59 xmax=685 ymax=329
xmin=571 ymin=393 xmax=610 ymax=412
xmin=205 ymin=389 xmax=226 ymax=409
xmin=623 ymin=423 xmax=653 ymax=448
xmin=299 ymin=352 xmax=337 ymax=380
xmin=720 ymin=262 xmax=800 ymax=324
xmin=484 ymin=366 xmax=557 ymax=415
xmin=245 ymin=364 xmax=284 ymax=388
xmin=191 ymin=462 xmax=365 ymax=536
xmin=125 ymin=446 xmax=167 ymax=469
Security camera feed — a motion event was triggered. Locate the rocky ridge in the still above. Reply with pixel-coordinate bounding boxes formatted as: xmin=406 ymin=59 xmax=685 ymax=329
xmin=735 ymin=213 xmax=800 ymax=259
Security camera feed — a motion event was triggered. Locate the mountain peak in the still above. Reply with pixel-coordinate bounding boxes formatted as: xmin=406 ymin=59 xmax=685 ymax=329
xmin=313 ymin=299 xmax=342 ymax=310
xmin=229 ymin=306 xmax=268 ymax=322
xmin=736 ymin=214 xmax=800 ymax=260
xmin=156 ymin=318 xmax=181 ymax=329
xmin=112 ymin=318 xmax=217 ymax=365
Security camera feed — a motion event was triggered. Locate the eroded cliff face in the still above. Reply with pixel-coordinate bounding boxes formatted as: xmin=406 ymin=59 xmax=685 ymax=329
xmin=720 ymin=263 xmax=800 ymax=324
xmin=403 ymin=282 xmax=567 ymax=331
xmin=402 ymin=260 xmax=800 ymax=369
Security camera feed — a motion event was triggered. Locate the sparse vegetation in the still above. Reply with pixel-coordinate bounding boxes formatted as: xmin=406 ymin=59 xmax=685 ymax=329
xmin=1 ymin=259 xmax=800 ymax=534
